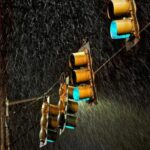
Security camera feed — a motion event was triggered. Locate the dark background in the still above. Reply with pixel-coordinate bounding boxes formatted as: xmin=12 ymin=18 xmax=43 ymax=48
xmin=1 ymin=0 xmax=150 ymax=149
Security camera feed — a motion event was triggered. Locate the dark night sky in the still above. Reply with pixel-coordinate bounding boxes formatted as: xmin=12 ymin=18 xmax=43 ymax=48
xmin=2 ymin=0 xmax=150 ymax=149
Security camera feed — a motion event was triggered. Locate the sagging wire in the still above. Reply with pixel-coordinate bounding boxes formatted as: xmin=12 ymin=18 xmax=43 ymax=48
xmin=94 ymin=22 xmax=150 ymax=75
xmin=8 ymin=72 xmax=65 ymax=106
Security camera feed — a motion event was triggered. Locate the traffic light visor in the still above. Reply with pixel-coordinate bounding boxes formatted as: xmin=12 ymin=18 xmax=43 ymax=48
xmin=70 ymin=52 xmax=89 ymax=68
xmin=108 ymin=0 xmax=131 ymax=19
xmin=110 ymin=21 xmax=131 ymax=39
xmin=73 ymin=86 xmax=93 ymax=101
xmin=72 ymin=69 xmax=92 ymax=84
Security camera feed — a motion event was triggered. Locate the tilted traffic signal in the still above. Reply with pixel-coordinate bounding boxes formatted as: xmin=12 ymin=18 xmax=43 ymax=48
xmin=58 ymin=76 xmax=78 ymax=132
xmin=107 ymin=0 xmax=140 ymax=41
xmin=39 ymin=76 xmax=79 ymax=147
xmin=69 ymin=42 xmax=97 ymax=104
xmin=39 ymin=97 xmax=60 ymax=147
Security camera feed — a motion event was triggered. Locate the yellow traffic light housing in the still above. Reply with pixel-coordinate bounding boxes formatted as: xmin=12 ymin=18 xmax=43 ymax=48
xmin=69 ymin=42 xmax=97 ymax=104
xmin=58 ymin=76 xmax=79 ymax=133
xmin=40 ymin=76 xmax=79 ymax=147
xmin=107 ymin=0 xmax=140 ymax=45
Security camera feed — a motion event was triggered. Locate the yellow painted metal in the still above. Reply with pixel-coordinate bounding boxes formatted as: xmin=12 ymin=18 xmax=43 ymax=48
xmin=41 ymin=102 xmax=49 ymax=114
xmin=49 ymin=104 xmax=59 ymax=116
xmin=116 ymin=19 xmax=134 ymax=34
xmin=40 ymin=102 xmax=48 ymax=142
xmin=72 ymin=69 xmax=91 ymax=83
xmin=40 ymin=115 xmax=48 ymax=127
xmin=59 ymin=101 xmax=65 ymax=113
xmin=70 ymin=51 xmax=89 ymax=67
xmin=77 ymin=85 xmax=94 ymax=99
xmin=59 ymin=83 xmax=67 ymax=102
xmin=109 ymin=0 xmax=131 ymax=18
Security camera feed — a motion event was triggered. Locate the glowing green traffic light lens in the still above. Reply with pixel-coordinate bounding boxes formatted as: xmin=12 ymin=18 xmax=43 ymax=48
xmin=65 ymin=125 xmax=75 ymax=130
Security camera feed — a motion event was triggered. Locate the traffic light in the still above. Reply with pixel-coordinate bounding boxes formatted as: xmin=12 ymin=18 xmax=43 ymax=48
xmin=58 ymin=76 xmax=79 ymax=132
xmin=39 ymin=76 xmax=79 ymax=146
xmin=107 ymin=0 xmax=140 ymax=40
xmin=69 ymin=42 xmax=97 ymax=104
xmin=39 ymin=97 xmax=60 ymax=147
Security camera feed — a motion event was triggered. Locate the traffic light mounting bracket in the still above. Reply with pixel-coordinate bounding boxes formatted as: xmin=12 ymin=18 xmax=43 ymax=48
xmin=125 ymin=0 xmax=140 ymax=50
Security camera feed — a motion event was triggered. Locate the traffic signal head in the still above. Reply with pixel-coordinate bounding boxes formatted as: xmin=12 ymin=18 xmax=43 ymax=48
xmin=69 ymin=42 xmax=97 ymax=103
xmin=107 ymin=0 xmax=139 ymax=40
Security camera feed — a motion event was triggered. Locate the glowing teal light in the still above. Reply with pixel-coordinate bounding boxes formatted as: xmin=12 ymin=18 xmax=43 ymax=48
xmin=47 ymin=139 xmax=55 ymax=143
xmin=65 ymin=125 xmax=75 ymax=130
xmin=110 ymin=21 xmax=131 ymax=39
xmin=78 ymin=98 xmax=90 ymax=102
xmin=73 ymin=87 xmax=80 ymax=100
